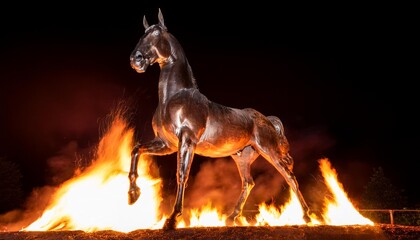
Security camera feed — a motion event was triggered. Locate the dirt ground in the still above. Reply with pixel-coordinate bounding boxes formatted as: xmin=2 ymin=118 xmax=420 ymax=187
xmin=0 ymin=224 xmax=419 ymax=240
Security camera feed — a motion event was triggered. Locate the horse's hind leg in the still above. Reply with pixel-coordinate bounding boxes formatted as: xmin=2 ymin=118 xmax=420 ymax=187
xmin=227 ymin=146 xmax=259 ymax=226
xmin=128 ymin=139 xmax=174 ymax=205
xmin=275 ymin=156 xmax=311 ymax=223
xmin=261 ymin=149 xmax=311 ymax=223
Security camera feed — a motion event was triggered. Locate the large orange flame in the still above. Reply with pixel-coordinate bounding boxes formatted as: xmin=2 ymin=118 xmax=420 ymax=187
xmin=319 ymin=158 xmax=374 ymax=225
xmin=24 ymin=115 xmax=164 ymax=232
xmin=22 ymin=114 xmax=373 ymax=232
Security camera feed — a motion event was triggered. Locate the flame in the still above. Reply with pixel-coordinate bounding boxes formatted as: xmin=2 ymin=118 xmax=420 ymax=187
xmin=22 ymin=114 xmax=374 ymax=232
xmin=177 ymin=203 xmax=228 ymax=228
xmin=24 ymin=115 xmax=163 ymax=232
xmin=319 ymin=158 xmax=374 ymax=226
xmin=255 ymin=189 xmax=320 ymax=226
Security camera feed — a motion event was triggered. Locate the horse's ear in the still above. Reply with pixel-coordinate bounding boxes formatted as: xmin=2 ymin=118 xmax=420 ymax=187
xmin=158 ymin=8 xmax=166 ymax=29
xmin=143 ymin=15 xmax=150 ymax=30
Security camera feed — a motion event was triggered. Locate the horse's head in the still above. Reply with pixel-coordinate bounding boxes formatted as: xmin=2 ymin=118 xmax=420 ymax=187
xmin=130 ymin=8 xmax=172 ymax=73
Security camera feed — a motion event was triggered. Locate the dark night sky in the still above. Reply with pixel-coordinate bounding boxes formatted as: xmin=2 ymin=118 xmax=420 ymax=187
xmin=0 ymin=2 xmax=418 ymax=207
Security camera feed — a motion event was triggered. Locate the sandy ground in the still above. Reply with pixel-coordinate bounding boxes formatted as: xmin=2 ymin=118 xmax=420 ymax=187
xmin=0 ymin=224 xmax=419 ymax=240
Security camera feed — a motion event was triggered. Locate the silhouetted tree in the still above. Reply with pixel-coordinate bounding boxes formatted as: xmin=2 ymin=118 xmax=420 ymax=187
xmin=360 ymin=167 xmax=407 ymax=209
xmin=360 ymin=167 xmax=417 ymax=225
xmin=0 ymin=157 xmax=24 ymax=214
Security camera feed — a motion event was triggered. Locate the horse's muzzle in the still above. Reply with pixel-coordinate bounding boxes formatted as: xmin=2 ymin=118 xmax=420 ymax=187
xmin=130 ymin=58 xmax=150 ymax=73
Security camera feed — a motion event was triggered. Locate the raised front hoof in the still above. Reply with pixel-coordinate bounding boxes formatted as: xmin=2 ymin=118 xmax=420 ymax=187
xmin=128 ymin=186 xmax=141 ymax=205
xmin=162 ymin=217 xmax=177 ymax=231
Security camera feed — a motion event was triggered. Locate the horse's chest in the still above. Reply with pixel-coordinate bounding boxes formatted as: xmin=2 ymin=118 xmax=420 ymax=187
xmin=152 ymin=111 xmax=178 ymax=146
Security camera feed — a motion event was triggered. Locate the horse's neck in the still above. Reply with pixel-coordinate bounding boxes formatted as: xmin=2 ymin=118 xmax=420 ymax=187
xmin=158 ymin=53 xmax=197 ymax=104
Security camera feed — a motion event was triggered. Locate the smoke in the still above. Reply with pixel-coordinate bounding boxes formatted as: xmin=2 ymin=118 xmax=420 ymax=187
xmin=288 ymin=125 xmax=375 ymax=209
xmin=0 ymin=185 xmax=57 ymax=231
xmin=249 ymin=159 xmax=285 ymax=206
xmin=45 ymin=141 xmax=79 ymax=185
xmin=184 ymin=158 xmax=241 ymax=212
xmin=184 ymin=157 xmax=288 ymax=216
xmin=288 ymin=125 xmax=336 ymax=174
xmin=0 ymin=139 xmax=95 ymax=231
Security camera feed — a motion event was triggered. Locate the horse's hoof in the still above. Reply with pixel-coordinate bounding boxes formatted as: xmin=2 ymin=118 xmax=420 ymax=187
xmin=303 ymin=213 xmax=312 ymax=224
xmin=163 ymin=217 xmax=177 ymax=230
xmin=225 ymin=216 xmax=235 ymax=226
xmin=128 ymin=186 xmax=141 ymax=205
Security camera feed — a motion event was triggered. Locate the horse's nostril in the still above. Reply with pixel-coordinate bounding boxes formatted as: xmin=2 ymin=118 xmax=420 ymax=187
xmin=135 ymin=51 xmax=142 ymax=59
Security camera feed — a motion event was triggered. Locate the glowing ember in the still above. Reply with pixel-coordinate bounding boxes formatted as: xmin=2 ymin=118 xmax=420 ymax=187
xmin=22 ymin=114 xmax=374 ymax=232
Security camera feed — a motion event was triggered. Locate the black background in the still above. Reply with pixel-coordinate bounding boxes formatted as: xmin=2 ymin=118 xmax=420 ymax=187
xmin=0 ymin=2 xmax=417 ymax=207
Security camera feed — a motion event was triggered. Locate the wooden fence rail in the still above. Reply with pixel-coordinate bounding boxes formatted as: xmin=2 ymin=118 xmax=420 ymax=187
xmin=359 ymin=209 xmax=420 ymax=225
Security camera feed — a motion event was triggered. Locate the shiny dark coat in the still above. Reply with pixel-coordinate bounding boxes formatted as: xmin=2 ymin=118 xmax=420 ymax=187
xmin=127 ymin=9 xmax=311 ymax=229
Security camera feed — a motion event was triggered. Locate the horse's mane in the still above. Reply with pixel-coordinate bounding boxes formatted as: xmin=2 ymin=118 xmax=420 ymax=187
xmin=166 ymin=31 xmax=198 ymax=89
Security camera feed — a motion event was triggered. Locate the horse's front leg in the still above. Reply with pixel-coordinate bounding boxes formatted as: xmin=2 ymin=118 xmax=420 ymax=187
xmin=163 ymin=127 xmax=197 ymax=230
xmin=128 ymin=138 xmax=174 ymax=205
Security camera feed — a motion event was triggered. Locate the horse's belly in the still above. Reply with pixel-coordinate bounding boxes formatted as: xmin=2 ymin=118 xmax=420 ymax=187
xmin=195 ymin=137 xmax=251 ymax=158
xmin=195 ymin=119 xmax=254 ymax=157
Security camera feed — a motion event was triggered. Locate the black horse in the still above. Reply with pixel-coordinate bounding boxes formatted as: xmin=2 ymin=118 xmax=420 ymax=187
xmin=128 ymin=9 xmax=311 ymax=230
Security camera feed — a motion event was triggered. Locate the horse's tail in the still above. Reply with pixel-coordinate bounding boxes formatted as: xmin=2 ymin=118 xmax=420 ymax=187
xmin=267 ymin=115 xmax=285 ymax=136
xmin=267 ymin=116 xmax=294 ymax=169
